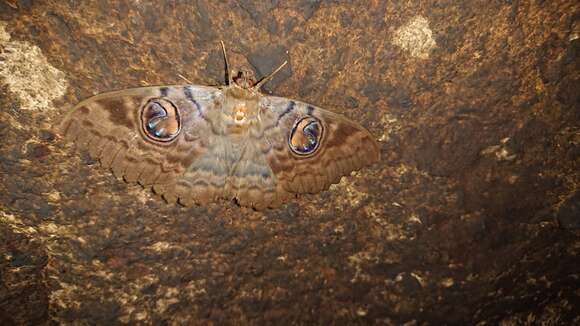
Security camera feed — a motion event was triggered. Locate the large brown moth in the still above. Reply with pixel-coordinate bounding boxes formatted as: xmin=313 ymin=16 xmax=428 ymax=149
xmin=58 ymin=42 xmax=380 ymax=209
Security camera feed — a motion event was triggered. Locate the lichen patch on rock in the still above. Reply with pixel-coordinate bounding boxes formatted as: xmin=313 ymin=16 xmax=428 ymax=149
xmin=392 ymin=16 xmax=436 ymax=59
xmin=0 ymin=21 xmax=68 ymax=111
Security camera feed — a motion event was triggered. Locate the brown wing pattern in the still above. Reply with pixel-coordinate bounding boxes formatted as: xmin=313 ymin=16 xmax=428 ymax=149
xmin=58 ymin=85 xmax=221 ymax=193
xmin=259 ymin=96 xmax=381 ymax=204
xmin=59 ymin=86 xmax=379 ymax=209
xmin=222 ymin=137 xmax=281 ymax=210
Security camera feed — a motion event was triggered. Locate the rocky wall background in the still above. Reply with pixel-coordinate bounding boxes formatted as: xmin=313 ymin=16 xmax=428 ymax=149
xmin=0 ymin=0 xmax=578 ymax=324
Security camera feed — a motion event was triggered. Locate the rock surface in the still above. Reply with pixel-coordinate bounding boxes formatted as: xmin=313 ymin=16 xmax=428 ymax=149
xmin=0 ymin=0 xmax=578 ymax=324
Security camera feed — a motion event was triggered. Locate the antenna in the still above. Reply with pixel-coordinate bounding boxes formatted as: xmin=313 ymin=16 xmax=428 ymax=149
xmin=220 ymin=41 xmax=233 ymax=85
xmin=252 ymin=60 xmax=288 ymax=91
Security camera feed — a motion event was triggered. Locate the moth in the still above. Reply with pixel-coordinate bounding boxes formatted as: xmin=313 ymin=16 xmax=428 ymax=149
xmin=58 ymin=42 xmax=380 ymax=209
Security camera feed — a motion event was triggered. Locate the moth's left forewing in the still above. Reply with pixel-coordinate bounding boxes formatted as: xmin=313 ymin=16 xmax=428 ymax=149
xmin=58 ymin=85 xmax=221 ymax=190
xmin=259 ymin=96 xmax=380 ymax=198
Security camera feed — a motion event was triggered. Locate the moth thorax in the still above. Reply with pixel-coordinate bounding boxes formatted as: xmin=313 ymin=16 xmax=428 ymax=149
xmin=233 ymin=105 xmax=248 ymax=125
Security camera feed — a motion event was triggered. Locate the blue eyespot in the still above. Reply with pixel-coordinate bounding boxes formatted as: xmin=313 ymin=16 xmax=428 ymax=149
xmin=147 ymin=116 xmax=161 ymax=129
xmin=154 ymin=128 xmax=165 ymax=138
xmin=141 ymin=99 xmax=181 ymax=142
xmin=289 ymin=117 xmax=323 ymax=155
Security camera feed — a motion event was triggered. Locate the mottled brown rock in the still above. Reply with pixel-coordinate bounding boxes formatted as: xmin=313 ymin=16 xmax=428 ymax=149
xmin=0 ymin=0 xmax=578 ymax=325
xmin=0 ymin=225 xmax=49 ymax=325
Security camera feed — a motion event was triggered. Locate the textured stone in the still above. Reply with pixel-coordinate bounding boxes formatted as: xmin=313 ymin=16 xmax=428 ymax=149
xmin=0 ymin=0 xmax=578 ymax=324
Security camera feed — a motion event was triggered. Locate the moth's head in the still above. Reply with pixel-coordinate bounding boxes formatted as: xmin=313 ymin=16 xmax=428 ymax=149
xmin=221 ymin=42 xmax=288 ymax=93
xmin=232 ymin=69 xmax=257 ymax=90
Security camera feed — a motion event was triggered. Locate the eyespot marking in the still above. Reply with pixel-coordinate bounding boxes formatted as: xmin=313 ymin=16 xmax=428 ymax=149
xmin=140 ymin=98 xmax=181 ymax=142
xmin=288 ymin=117 xmax=323 ymax=156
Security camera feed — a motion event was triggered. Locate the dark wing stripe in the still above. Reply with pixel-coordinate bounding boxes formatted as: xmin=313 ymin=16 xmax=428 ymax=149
xmin=276 ymin=100 xmax=295 ymax=126
xmin=183 ymin=86 xmax=202 ymax=116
